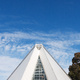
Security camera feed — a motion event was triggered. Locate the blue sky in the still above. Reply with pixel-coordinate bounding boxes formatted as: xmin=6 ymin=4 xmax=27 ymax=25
xmin=0 ymin=0 xmax=80 ymax=80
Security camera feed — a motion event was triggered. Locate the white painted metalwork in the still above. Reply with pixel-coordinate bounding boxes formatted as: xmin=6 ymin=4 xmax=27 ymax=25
xmin=7 ymin=44 xmax=72 ymax=80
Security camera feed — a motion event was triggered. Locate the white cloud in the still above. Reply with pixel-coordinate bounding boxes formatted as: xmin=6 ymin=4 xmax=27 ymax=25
xmin=16 ymin=44 xmax=33 ymax=52
xmin=5 ymin=44 xmax=11 ymax=51
xmin=0 ymin=32 xmax=45 ymax=40
xmin=11 ymin=45 xmax=16 ymax=51
xmin=0 ymin=56 xmax=22 ymax=79
xmin=0 ymin=56 xmax=21 ymax=71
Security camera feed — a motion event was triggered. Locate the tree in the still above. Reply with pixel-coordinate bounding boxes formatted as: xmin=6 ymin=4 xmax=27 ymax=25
xmin=68 ymin=52 xmax=80 ymax=80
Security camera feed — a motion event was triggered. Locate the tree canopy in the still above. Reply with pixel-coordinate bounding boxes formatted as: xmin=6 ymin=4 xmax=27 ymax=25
xmin=68 ymin=52 xmax=80 ymax=80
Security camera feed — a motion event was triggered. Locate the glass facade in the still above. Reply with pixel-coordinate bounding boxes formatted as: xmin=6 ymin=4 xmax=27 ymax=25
xmin=32 ymin=56 xmax=47 ymax=80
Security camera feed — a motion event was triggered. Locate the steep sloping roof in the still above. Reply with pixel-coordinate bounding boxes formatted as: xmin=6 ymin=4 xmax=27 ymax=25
xmin=7 ymin=44 xmax=71 ymax=80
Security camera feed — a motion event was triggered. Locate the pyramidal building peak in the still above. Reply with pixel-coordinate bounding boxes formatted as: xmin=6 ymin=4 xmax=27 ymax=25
xmin=7 ymin=44 xmax=72 ymax=80
xmin=35 ymin=44 xmax=43 ymax=50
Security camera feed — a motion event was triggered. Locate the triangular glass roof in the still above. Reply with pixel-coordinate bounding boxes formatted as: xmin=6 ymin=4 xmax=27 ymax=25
xmin=32 ymin=56 xmax=47 ymax=80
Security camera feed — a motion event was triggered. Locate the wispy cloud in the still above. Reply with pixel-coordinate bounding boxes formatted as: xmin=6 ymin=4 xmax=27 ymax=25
xmin=0 ymin=56 xmax=21 ymax=80
xmin=0 ymin=31 xmax=80 ymax=79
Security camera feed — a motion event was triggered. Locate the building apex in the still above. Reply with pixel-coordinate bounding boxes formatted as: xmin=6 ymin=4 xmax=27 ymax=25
xmin=35 ymin=44 xmax=43 ymax=50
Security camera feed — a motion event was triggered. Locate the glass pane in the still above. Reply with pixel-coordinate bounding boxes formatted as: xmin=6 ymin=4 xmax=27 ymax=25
xmin=32 ymin=56 xmax=47 ymax=80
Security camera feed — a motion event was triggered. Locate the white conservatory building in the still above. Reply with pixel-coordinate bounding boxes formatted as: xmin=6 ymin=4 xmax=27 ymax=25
xmin=7 ymin=44 xmax=71 ymax=80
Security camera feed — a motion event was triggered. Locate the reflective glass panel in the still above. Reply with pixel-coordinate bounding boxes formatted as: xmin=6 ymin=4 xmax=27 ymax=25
xmin=32 ymin=56 xmax=47 ymax=80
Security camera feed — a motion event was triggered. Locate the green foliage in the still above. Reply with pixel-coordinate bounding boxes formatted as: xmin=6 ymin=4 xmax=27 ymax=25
xmin=68 ymin=52 xmax=80 ymax=80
